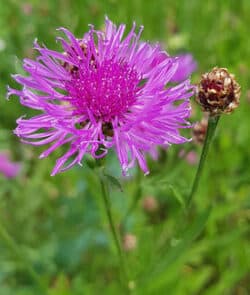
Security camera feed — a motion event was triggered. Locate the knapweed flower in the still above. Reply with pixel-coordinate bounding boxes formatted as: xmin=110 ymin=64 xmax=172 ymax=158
xmin=197 ymin=67 xmax=241 ymax=116
xmin=8 ymin=18 xmax=194 ymax=176
xmin=0 ymin=152 xmax=21 ymax=178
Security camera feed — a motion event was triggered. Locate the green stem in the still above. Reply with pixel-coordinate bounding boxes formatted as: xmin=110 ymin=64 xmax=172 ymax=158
xmin=187 ymin=115 xmax=220 ymax=207
xmin=0 ymin=221 xmax=47 ymax=293
xmin=98 ymin=172 xmax=128 ymax=287
xmin=121 ymin=168 xmax=142 ymax=229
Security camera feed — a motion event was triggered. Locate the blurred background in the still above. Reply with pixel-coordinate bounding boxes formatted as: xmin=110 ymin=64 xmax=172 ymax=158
xmin=0 ymin=0 xmax=250 ymax=294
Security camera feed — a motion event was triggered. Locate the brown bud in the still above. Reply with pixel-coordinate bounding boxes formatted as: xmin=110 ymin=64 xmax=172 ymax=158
xmin=196 ymin=67 xmax=241 ymax=116
xmin=123 ymin=233 xmax=137 ymax=252
xmin=142 ymin=196 xmax=159 ymax=213
xmin=192 ymin=118 xmax=208 ymax=144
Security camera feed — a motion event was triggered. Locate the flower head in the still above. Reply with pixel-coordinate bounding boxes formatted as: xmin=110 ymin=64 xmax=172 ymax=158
xmin=8 ymin=18 xmax=194 ymax=176
xmin=196 ymin=67 xmax=241 ymax=116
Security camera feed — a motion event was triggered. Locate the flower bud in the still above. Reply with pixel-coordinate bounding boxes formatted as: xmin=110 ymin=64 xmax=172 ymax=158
xmin=123 ymin=233 xmax=137 ymax=252
xmin=196 ymin=67 xmax=240 ymax=116
xmin=142 ymin=196 xmax=159 ymax=213
xmin=185 ymin=151 xmax=198 ymax=165
xmin=192 ymin=118 xmax=208 ymax=144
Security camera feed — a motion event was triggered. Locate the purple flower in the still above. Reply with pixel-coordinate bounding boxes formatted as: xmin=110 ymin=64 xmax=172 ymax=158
xmin=171 ymin=54 xmax=197 ymax=83
xmin=0 ymin=152 xmax=21 ymax=178
xmin=8 ymin=17 xmax=194 ymax=176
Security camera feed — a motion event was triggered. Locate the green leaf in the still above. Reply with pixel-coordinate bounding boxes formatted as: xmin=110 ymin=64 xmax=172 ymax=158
xmin=140 ymin=207 xmax=212 ymax=294
xmin=104 ymin=173 xmax=123 ymax=192
xmin=168 ymin=184 xmax=186 ymax=209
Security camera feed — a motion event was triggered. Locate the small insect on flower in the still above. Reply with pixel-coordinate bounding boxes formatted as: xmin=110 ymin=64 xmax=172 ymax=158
xmin=8 ymin=17 xmax=195 ymax=176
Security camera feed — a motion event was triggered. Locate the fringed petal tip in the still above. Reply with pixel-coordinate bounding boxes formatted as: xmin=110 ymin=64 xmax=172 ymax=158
xmin=6 ymin=86 xmax=12 ymax=100
xmin=50 ymin=170 xmax=56 ymax=177
xmin=11 ymin=74 xmax=19 ymax=80
xmin=56 ymin=27 xmax=67 ymax=32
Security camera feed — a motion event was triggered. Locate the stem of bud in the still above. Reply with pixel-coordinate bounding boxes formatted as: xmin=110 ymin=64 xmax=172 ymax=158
xmin=187 ymin=115 xmax=220 ymax=207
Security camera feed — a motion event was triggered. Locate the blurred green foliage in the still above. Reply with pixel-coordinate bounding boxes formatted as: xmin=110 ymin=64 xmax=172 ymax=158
xmin=0 ymin=0 xmax=250 ymax=294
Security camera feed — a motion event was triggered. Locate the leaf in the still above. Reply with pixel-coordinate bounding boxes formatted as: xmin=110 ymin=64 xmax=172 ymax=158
xmin=140 ymin=207 xmax=212 ymax=294
xmin=104 ymin=173 xmax=123 ymax=192
xmin=168 ymin=184 xmax=186 ymax=209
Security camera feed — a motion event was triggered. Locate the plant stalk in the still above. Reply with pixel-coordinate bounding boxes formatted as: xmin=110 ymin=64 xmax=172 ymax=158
xmin=98 ymin=172 xmax=128 ymax=287
xmin=187 ymin=115 xmax=220 ymax=207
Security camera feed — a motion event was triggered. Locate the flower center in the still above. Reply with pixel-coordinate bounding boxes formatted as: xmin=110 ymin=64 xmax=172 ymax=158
xmin=65 ymin=58 xmax=140 ymax=122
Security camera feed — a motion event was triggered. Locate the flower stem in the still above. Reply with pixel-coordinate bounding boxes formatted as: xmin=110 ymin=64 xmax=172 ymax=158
xmin=0 ymin=220 xmax=47 ymax=292
xmin=187 ymin=115 xmax=220 ymax=207
xmin=121 ymin=168 xmax=142 ymax=229
xmin=98 ymin=172 xmax=128 ymax=287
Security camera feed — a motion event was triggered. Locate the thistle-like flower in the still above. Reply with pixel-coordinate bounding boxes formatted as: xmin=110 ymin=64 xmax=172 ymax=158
xmin=8 ymin=18 xmax=194 ymax=176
